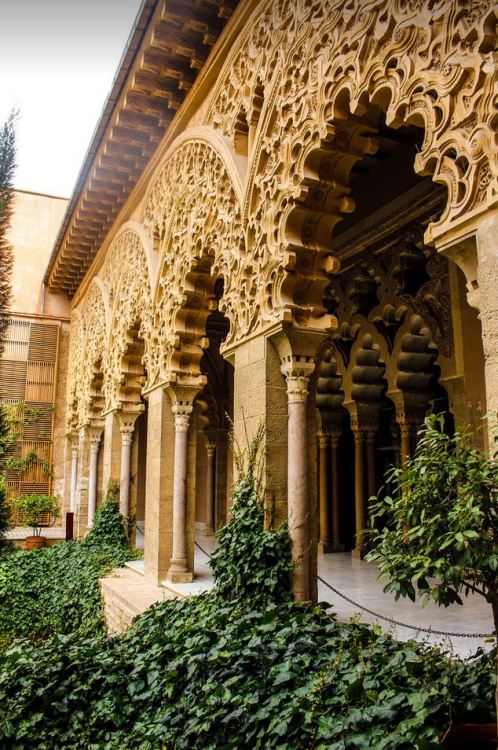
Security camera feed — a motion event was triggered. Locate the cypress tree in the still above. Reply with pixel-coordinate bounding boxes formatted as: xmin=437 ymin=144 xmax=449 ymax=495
xmin=0 ymin=111 xmax=17 ymax=553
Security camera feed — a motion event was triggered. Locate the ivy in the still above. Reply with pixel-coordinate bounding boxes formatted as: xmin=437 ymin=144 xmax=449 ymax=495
xmin=0 ymin=495 xmax=132 ymax=649
xmin=0 ymin=441 xmax=495 ymax=748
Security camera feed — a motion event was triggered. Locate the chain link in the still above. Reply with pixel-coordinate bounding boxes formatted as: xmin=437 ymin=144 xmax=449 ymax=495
xmin=194 ymin=541 xmax=494 ymax=639
xmin=318 ymin=575 xmax=494 ymax=639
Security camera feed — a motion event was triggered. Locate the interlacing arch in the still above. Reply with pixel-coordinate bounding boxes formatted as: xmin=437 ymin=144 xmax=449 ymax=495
xmin=209 ymin=0 xmax=497 ymax=337
xmin=142 ymin=134 xmax=246 ymax=385
xmin=100 ymin=228 xmax=154 ymax=412
xmin=70 ymin=279 xmax=109 ymax=428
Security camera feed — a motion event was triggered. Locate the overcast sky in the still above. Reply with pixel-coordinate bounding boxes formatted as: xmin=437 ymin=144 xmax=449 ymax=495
xmin=0 ymin=0 xmax=143 ymax=198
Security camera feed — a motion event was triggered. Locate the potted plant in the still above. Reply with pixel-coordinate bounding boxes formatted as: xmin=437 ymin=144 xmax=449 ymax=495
xmin=13 ymin=493 xmax=60 ymax=549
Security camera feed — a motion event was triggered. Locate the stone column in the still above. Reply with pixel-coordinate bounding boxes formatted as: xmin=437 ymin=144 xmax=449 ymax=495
xmin=87 ymin=428 xmax=103 ymax=528
xmin=399 ymin=421 xmax=412 ymax=468
xmin=167 ymin=401 xmax=194 ymax=583
xmin=352 ymin=424 xmax=366 ymax=558
xmin=330 ymin=430 xmax=343 ymax=552
xmin=143 ymin=387 xmax=175 ymax=585
xmin=118 ymin=412 xmax=141 ymax=517
xmin=475 ymin=212 xmax=498 ymax=448
xmin=317 ymin=431 xmax=332 ymax=552
xmin=365 ymin=426 xmax=377 ymax=500
xmin=101 ymin=409 xmax=121 ymax=493
xmin=69 ymin=433 xmax=79 ymax=513
xmin=204 ymin=440 xmax=216 ymax=535
xmin=281 ymin=357 xmax=316 ymax=601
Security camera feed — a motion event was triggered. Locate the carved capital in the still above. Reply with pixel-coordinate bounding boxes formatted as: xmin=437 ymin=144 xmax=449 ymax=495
xmin=206 ymin=441 xmax=216 ymax=458
xmin=172 ymin=402 xmax=194 ymax=433
xmin=317 ymin=431 xmax=329 ymax=448
xmin=87 ymin=427 xmax=103 ymax=454
xmin=280 ymin=356 xmax=315 ymax=404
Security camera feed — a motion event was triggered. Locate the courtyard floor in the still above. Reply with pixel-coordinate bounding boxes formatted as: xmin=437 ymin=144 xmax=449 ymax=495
xmin=125 ymin=531 xmax=494 ymax=658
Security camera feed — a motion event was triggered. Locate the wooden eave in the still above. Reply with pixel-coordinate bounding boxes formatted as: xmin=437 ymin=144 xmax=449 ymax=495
xmin=44 ymin=0 xmax=238 ymax=297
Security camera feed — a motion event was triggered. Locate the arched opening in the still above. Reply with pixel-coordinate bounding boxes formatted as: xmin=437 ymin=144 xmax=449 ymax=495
xmin=308 ymin=100 xmax=485 ymax=572
xmin=194 ymin=279 xmax=234 ymax=540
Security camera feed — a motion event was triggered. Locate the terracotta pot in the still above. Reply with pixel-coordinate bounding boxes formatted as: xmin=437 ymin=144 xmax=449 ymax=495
xmin=25 ymin=535 xmax=47 ymax=550
xmin=442 ymin=723 xmax=497 ymax=747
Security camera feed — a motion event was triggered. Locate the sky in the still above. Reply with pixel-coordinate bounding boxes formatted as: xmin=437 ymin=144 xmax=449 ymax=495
xmin=0 ymin=0 xmax=143 ymax=198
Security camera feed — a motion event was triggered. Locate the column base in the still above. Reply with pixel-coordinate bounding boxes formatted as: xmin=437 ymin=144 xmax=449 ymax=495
xmin=331 ymin=542 xmax=345 ymax=553
xmin=351 ymin=546 xmax=366 ymax=560
xmin=203 ymin=525 xmax=215 ymax=537
xmin=166 ymin=559 xmax=193 ymax=583
xmin=318 ymin=540 xmax=333 ymax=553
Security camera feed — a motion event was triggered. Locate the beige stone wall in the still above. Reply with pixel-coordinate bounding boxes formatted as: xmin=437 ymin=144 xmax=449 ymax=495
xmin=50 ymin=321 xmax=71 ymax=505
xmin=7 ymin=190 xmax=69 ymax=317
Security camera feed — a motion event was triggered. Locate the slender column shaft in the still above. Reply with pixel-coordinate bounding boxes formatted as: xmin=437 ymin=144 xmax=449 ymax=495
xmin=400 ymin=424 xmax=412 ymax=468
xmin=353 ymin=428 xmax=366 ymax=556
xmin=119 ymin=432 xmax=133 ymax=516
xmin=318 ymin=432 xmax=331 ymax=551
xmin=87 ymin=432 xmax=102 ymax=528
xmin=167 ymin=403 xmax=193 ymax=582
xmin=70 ymin=442 xmax=78 ymax=513
xmin=205 ymin=442 xmax=216 ymax=535
xmin=280 ymin=358 xmax=315 ymax=602
xmin=366 ymin=430 xmax=377 ymax=500
xmin=330 ymin=432 xmax=342 ymax=550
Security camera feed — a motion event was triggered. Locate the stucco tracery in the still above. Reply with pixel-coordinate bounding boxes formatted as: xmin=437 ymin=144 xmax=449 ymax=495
xmin=67 ymin=0 xmax=497 ymax=425
xmin=142 ymin=138 xmax=246 ymax=384
xmin=209 ymin=0 xmax=497 ymax=334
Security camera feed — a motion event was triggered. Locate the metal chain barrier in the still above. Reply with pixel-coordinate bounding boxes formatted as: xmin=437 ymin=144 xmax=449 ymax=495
xmin=318 ymin=575 xmax=494 ymax=639
xmin=194 ymin=539 xmax=494 ymax=639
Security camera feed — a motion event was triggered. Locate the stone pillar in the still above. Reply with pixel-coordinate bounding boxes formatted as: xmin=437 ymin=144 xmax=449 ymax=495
xmin=330 ymin=430 xmax=343 ymax=552
xmin=101 ymin=409 xmax=121 ymax=493
xmin=204 ymin=439 xmax=216 ymax=535
xmin=87 ymin=428 xmax=103 ymax=528
xmin=69 ymin=433 xmax=79 ymax=513
xmin=365 ymin=426 xmax=377 ymax=500
xmin=317 ymin=431 xmax=331 ymax=552
xmin=352 ymin=424 xmax=366 ymax=558
xmin=281 ymin=357 xmax=316 ymax=601
xmin=399 ymin=421 xmax=412 ymax=468
xmin=167 ymin=401 xmax=194 ymax=583
xmin=144 ymin=386 xmax=175 ymax=585
xmin=117 ymin=412 xmax=141 ymax=517
xmin=475 ymin=212 xmax=498 ymax=449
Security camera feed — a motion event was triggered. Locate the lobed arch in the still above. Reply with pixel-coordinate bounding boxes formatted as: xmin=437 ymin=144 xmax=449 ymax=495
xmin=141 ymin=134 xmax=249 ymax=386
xmin=100 ymin=228 xmax=154 ymax=413
xmin=73 ymin=279 xmax=110 ymax=428
xmin=234 ymin=0 xmax=497 ymax=337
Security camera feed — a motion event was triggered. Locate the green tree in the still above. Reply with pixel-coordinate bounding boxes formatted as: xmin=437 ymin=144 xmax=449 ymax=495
xmin=0 ymin=110 xmax=16 ymax=352
xmin=366 ymin=416 xmax=498 ymax=715
xmin=0 ymin=110 xmax=17 ymax=553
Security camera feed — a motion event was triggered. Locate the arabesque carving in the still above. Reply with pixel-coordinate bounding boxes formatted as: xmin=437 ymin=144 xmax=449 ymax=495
xmin=209 ymin=0 xmax=497 ymax=335
xmin=101 ymin=230 xmax=153 ymax=412
xmin=142 ymin=138 xmax=247 ymax=383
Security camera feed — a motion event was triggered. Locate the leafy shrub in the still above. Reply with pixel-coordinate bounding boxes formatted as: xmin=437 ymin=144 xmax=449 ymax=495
xmin=210 ymin=476 xmax=292 ymax=606
xmin=0 ymin=475 xmax=12 ymax=557
xmin=0 ymin=434 xmax=495 ymax=749
xmin=0 ymin=494 xmax=132 ymax=649
xmin=366 ymin=416 xmax=498 ymax=634
xmin=0 ymin=595 xmax=494 ymax=749
xmin=13 ymin=493 xmax=60 ymax=531
xmin=84 ymin=480 xmax=130 ymax=551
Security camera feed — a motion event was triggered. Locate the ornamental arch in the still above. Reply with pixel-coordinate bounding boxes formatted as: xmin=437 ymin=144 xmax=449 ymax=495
xmin=52 ymin=0 xmax=496 ymax=599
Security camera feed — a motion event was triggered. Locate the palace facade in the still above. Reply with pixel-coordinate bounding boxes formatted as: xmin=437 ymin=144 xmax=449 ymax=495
xmin=44 ymin=0 xmax=497 ymax=601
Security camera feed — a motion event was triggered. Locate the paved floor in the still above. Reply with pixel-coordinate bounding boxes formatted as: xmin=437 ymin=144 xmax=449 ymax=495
xmin=5 ymin=526 xmax=65 ymax=540
xmin=192 ymin=535 xmax=493 ymax=658
xmin=317 ymin=553 xmax=494 ymax=658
